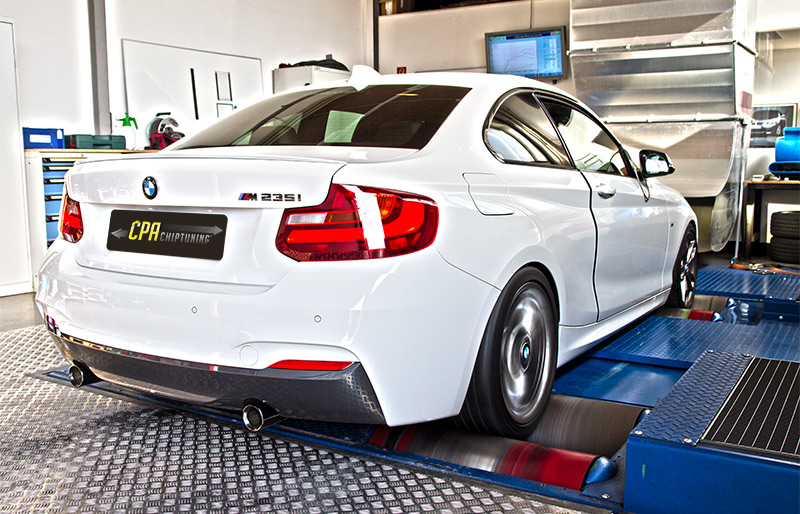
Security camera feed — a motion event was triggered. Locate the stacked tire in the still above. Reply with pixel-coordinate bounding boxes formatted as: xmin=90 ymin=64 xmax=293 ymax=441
xmin=769 ymin=211 xmax=800 ymax=264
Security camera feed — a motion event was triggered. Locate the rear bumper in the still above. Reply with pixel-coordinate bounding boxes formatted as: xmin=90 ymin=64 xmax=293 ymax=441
xmin=47 ymin=325 xmax=385 ymax=424
xmin=36 ymin=240 xmax=498 ymax=426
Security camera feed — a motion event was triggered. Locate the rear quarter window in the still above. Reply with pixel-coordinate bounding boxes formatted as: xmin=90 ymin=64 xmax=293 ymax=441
xmin=485 ymin=91 xmax=570 ymax=166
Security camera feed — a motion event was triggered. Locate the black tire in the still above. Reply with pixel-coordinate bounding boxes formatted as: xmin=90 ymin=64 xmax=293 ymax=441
xmin=770 ymin=211 xmax=800 ymax=239
xmin=455 ymin=268 xmax=557 ymax=438
xmin=666 ymin=225 xmax=698 ymax=308
xmin=769 ymin=237 xmax=800 ymax=264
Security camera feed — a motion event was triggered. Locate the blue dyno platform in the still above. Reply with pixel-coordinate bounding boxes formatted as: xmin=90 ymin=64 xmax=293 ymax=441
xmin=558 ymin=264 xmax=800 ymax=408
xmin=625 ymin=351 xmax=799 ymax=514
xmin=593 ymin=316 xmax=800 ymax=368
xmin=616 ymin=265 xmax=800 ymax=513
xmin=697 ymin=264 xmax=800 ymax=301
xmin=698 ymin=265 xmax=800 ymax=322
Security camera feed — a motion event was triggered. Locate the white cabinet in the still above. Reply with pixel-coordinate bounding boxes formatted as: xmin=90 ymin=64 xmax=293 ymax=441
xmin=272 ymin=66 xmax=350 ymax=93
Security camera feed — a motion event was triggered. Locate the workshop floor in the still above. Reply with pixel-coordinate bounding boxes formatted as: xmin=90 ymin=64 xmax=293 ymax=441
xmin=0 ymin=304 xmax=599 ymax=513
xmin=0 ymin=246 xmax=791 ymax=513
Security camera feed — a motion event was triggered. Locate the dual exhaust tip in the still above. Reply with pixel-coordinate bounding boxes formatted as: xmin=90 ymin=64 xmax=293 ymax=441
xmin=68 ymin=362 xmax=281 ymax=433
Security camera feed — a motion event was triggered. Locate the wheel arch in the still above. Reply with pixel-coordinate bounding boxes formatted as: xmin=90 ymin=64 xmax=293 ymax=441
xmin=515 ymin=262 xmax=561 ymax=325
xmin=454 ymin=263 xmax=561 ymax=436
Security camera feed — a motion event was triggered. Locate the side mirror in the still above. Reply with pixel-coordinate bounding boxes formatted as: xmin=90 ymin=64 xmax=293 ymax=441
xmin=639 ymin=150 xmax=675 ymax=177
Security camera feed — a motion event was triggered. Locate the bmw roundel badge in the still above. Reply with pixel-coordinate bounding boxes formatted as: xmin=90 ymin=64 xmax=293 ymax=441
xmin=142 ymin=176 xmax=158 ymax=200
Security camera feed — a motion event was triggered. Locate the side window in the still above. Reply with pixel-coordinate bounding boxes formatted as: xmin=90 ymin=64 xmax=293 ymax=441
xmin=539 ymin=98 xmax=631 ymax=177
xmin=485 ymin=92 xmax=570 ymax=166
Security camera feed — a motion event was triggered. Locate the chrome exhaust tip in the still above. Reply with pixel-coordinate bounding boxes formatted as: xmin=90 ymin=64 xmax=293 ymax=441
xmin=242 ymin=401 xmax=281 ymax=432
xmin=68 ymin=362 xmax=99 ymax=387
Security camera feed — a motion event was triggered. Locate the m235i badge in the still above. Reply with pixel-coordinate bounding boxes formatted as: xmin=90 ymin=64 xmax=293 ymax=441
xmin=238 ymin=193 xmax=302 ymax=202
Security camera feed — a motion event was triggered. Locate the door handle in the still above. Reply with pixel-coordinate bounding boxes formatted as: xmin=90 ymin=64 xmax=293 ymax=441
xmin=595 ymin=184 xmax=617 ymax=199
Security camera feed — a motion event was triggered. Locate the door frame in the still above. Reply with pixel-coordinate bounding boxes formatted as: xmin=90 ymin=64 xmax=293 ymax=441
xmin=0 ymin=17 xmax=33 ymax=296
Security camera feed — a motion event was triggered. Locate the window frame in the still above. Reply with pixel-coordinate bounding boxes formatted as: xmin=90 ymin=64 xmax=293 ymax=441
xmin=482 ymin=88 xmax=574 ymax=170
xmin=535 ymin=92 xmax=638 ymax=179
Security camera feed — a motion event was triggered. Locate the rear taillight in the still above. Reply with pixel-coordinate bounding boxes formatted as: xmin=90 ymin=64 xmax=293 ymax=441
xmin=276 ymin=184 xmax=438 ymax=261
xmin=58 ymin=192 xmax=84 ymax=243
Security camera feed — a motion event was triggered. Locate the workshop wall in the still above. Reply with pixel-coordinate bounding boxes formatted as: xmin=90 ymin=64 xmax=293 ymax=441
xmin=106 ymin=0 xmax=369 ymax=132
xmin=0 ymin=0 xmax=369 ymax=136
xmin=756 ymin=0 xmax=800 ymax=32
xmin=378 ymin=0 xmax=573 ymax=94
xmin=755 ymin=48 xmax=800 ymax=106
xmin=748 ymin=46 xmax=800 ymax=174
xmin=0 ymin=0 xmax=94 ymax=134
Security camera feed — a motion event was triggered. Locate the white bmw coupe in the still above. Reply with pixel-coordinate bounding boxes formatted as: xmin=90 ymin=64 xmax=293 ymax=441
xmin=37 ymin=69 xmax=697 ymax=438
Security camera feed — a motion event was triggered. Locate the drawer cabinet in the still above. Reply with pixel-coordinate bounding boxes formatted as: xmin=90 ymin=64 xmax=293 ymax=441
xmin=25 ymin=149 xmax=152 ymax=288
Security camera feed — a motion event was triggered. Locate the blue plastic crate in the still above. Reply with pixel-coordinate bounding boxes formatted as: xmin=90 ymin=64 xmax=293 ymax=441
xmin=22 ymin=127 xmax=64 ymax=149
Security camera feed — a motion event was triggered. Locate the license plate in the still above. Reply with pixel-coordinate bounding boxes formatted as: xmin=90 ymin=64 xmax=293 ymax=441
xmin=107 ymin=210 xmax=227 ymax=260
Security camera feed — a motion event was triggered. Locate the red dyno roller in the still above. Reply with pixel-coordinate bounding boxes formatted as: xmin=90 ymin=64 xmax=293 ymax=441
xmin=495 ymin=440 xmax=597 ymax=490
xmin=368 ymin=424 xmax=599 ymax=490
xmin=688 ymin=309 xmax=716 ymax=321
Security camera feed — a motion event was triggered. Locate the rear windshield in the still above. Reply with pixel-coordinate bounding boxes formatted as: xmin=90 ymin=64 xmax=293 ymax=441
xmin=173 ymin=84 xmax=470 ymax=150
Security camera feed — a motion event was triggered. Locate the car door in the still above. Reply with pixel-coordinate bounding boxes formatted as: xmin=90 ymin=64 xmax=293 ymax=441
xmin=483 ymin=90 xmax=599 ymax=327
xmin=537 ymin=95 xmax=669 ymax=320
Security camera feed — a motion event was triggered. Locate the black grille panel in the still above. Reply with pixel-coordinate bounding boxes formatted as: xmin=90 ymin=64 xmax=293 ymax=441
xmin=702 ymin=357 xmax=799 ymax=458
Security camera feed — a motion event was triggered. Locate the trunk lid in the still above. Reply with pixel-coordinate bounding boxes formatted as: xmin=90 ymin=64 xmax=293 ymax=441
xmin=66 ymin=151 xmax=352 ymax=286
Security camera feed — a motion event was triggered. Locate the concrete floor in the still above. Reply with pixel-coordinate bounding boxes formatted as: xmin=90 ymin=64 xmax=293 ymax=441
xmin=0 ymin=292 xmax=40 ymax=332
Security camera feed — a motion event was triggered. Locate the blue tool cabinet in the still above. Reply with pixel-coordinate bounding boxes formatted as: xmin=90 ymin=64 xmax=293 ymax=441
xmin=25 ymin=150 xmax=152 ymax=289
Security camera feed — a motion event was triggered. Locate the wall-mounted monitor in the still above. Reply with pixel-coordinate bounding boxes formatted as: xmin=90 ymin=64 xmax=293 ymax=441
xmin=485 ymin=27 xmax=567 ymax=80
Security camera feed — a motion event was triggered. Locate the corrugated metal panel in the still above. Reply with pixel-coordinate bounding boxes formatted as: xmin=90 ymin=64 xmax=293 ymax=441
xmin=570 ymin=0 xmax=756 ymax=52
xmin=703 ymin=358 xmax=800 ymax=458
xmin=571 ymin=45 xmax=754 ymax=120
xmin=569 ymin=0 xmax=756 ymax=120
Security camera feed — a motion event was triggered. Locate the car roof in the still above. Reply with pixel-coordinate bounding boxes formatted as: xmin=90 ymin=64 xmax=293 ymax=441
xmin=274 ymin=66 xmax=578 ymax=107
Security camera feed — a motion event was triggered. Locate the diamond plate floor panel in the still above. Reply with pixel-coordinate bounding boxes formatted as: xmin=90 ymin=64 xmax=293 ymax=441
xmin=630 ymin=351 xmax=752 ymax=445
xmin=0 ymin=326 xmax=600 ymax=514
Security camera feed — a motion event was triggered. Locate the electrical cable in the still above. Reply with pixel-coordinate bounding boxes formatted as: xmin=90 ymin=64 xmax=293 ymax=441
xmin=730 ymin=262 xmax=800 ymax=276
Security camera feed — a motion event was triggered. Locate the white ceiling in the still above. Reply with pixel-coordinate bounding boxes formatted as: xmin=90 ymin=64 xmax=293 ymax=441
xmin=770 ymin=28 xmax=800 ymax=50
xmin=756 ymin=0 xmax=800 ymax=32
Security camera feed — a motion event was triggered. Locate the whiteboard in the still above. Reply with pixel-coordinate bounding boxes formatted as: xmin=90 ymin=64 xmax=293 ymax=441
xmin=122 ymin=40 xmax=264 ymax=147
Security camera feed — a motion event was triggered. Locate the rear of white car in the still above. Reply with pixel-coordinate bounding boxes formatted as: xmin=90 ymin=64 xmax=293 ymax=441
xmin=36 ymin=72 xmax=696 ymax=434
xmin=38 ymin=149 xmax=502 ymax=425
xmin=36 ymin=79 xmax=509 ymax=426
